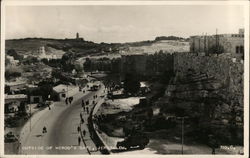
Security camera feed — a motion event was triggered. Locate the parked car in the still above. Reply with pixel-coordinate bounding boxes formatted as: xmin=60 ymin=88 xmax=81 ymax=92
xmin=116 ymin=132 xmax=149 ymax=150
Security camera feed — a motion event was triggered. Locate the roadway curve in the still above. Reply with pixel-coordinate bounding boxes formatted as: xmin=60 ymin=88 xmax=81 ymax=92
xmin=20 ymin=84 xmax=104 ymax=155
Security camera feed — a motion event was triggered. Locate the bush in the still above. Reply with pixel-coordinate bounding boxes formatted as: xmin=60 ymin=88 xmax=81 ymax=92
xmin=208 ymin=45 xmax=224 ymax=54
xmin=6 ymin=49 xmax=24 ymax=60
xmin=124 ymin=73 xmax=140 ymax=95
xmin=5 ymin=71 xmax=21 ymax=80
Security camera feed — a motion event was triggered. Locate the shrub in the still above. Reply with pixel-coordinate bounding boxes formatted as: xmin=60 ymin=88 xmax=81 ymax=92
xmin=5 ymin=70 xmax=21 ymax=80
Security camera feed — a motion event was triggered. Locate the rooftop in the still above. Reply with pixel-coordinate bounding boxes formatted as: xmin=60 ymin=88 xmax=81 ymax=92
xmin=5 ymin=94 xmax=27 ymax=100
xmin=5 ymin=81 xmax=26 ymax=86
xmin=53 ymin=84 xmax=76 ymax=93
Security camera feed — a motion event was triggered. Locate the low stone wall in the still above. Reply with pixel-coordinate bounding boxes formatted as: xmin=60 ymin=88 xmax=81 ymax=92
xmin=88 ymin=98 xmax=110 ymax=154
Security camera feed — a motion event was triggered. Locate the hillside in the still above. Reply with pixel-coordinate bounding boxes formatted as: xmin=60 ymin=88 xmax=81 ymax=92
xmin=5 ymin=38 xmax=121 ymax=58
xmin=121 ymin=36 xmax=189 ymax=54
xmin=5 ymin=36 xmax=189 ymax=58
xmin=127 ymin=40 xmax=189 ymax=54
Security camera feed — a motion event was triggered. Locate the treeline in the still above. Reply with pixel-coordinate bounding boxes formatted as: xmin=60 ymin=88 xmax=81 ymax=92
xmin=84 ymin=57 xmax=121 ymax=73
xmin=5 ymin=71 xmax=21 ymax=80
xmin=155 ymin=36 xmax=185 ymax=41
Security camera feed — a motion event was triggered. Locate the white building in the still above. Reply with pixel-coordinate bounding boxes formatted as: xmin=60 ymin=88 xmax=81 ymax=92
xmin=38 ymin=46 xmax=62 ymax=60
xmin=53 ymin=84 xmax=79 ymax=101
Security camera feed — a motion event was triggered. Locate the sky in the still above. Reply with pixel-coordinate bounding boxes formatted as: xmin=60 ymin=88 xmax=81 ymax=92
xmin=5 ymin=5 xmax=245 ymax=43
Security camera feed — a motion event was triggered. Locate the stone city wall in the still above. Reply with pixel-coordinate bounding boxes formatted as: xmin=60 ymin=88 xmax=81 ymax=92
xmin=173 ymin=52 xmax=244 ymax=107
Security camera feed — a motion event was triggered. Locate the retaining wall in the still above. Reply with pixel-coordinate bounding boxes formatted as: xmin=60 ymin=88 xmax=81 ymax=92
xmin=88 ymin=98 xmax=110 ymax=154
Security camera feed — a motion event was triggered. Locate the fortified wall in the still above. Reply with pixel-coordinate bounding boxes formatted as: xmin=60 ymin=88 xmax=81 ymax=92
xmin=163 ymin=52 xmax=244 ymax=144
xmin=173 ymin=53 xmax=243 ymax=106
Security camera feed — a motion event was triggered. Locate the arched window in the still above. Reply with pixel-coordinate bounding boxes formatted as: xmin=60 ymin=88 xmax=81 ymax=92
xmin=236 ymin=46 xmax=239 ymax=54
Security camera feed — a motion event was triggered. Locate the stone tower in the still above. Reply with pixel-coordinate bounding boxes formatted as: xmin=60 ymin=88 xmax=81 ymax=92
xmin=76 ymin=32 xmax=79 ymax=39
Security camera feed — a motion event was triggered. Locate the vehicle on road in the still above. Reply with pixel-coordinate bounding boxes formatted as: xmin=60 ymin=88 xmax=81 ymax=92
xmin=37 ymin=102 xmax=46 ymax=108
xmin=42 ymin=126 xmax=47 ymax=133
xmin=116 ymin=132 xmax=149 ymax=150
xmin=4 ymin=132 xmax=18 ymax=143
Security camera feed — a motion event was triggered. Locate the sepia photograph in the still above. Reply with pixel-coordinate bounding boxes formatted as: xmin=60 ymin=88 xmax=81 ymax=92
xmin=0 ymin=1 xmax=249 ymax=157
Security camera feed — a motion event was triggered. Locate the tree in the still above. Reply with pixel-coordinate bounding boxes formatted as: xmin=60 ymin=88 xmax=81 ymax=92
xmin=5 ymin=86 xmax=10 ymax=94
xmin=18 ymin=101 xmax=27 ymax=114
xmin=41 ymin=58 xmax=49 ymax=64
xmin=83 ymin=58 xmax=92 ymax=72
xmin=28 ymin=84 xmax=53 ymax=100
xmin=22 ymin=56 xmax=39 ymax=64
xmin=209 ymin=45 xmax=224 ymax=55
xmin=75 ymin=64 xmax=83 ymax=73
xmin=5 ymin=58 xmax=11 ymax=66
xmin=7 ymin=49 xmax=24 ymax=60
xmin=123 ymin=73 xmax=140 ymax=95
xmin=5 ymin=70 xmax=21 ymax=80
xmin=61 ymin=52 xmax=75 ymax=72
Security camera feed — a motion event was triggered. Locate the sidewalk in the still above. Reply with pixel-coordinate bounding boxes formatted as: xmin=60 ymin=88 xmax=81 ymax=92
xmin=79 ymin=84 xmax=106 ymax=154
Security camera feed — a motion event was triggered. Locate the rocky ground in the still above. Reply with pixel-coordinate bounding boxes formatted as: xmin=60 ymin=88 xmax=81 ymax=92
xmin=95 ymin=97 xmax=141 ymax=115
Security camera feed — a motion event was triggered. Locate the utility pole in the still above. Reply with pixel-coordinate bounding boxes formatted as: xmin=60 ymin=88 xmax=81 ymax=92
xmin=216 ymin=28 xmax=218 ymax=54
xmin=67 ymin=85 xmax=69 ymax=98
xmin=198 ymin=38 xmax=201 ymax=52
xmin=29 ymin=104 xmax=31 ymax=132
xmin=193 ymin=37 xmax=195 ymax=53
xmin=177 ymin=116 xmax=186 ymax=154
xmin=207 ymin=33 xmax=210 ymax=55
xmin=204 ymin=33 xmax=206 ymax=54
xmin=181 ymin=117 xmax=184 ymax=154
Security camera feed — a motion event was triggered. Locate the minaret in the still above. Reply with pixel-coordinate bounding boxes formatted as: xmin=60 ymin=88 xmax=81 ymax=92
xmin=76 ymin=32 xmax=79 ymax=39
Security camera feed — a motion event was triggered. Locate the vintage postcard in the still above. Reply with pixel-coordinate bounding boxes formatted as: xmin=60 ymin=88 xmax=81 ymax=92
xmin=0 ymin=1 xmax=249 ymax=157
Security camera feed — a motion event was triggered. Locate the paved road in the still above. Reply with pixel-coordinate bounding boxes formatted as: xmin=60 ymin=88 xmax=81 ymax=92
xmin=20 ymin=84 xmax=104 ymax=155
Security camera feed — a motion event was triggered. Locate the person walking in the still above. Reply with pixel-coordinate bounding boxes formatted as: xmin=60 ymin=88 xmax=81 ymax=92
xmin=78 ymin=136 xmax=81 ymax=146
xmin=83 ymin=129 xmax=86 ymax=137
xmin=86 ymin=107 xmax=89 ymax=114
xmin=82 ymin=100 xmax=84 ymax=106
xmin=81 ymin=118 xmax=84 ymax=124
xmin=43 ymin=126 xmax=47 ymax=133
xmin=77 ymin=126 xmax=80 ymax=133
xmin=65 ymin=98 xmax=68 ymax=105
xmin=212 ymin=147 xmax=215 ymax=155
xmin=208 ymin=135 xmax=217 ymax=155
xmin=69 ymin=98 xmax=72 ymax=104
